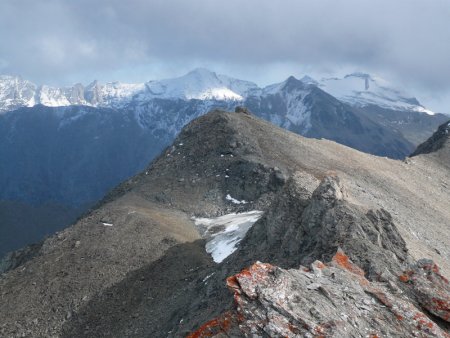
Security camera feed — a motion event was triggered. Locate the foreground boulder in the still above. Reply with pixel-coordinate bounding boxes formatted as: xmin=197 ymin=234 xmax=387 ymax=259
xmin=190 ymin=251 xmax=450 ymax=337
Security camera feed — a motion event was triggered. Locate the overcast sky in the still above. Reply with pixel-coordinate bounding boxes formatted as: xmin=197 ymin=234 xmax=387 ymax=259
xmin=1 ymin=0 xmax=450 ymax=113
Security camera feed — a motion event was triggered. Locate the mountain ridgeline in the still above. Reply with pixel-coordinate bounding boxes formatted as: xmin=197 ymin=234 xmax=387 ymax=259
xmin=0 ymin=110 xmax=448 ymax=337
xmin=0 ymin=69 xmax=448 ymax=257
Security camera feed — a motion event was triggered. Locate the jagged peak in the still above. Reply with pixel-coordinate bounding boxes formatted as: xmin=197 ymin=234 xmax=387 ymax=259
xmin=86 ymin=79 xmax=99 ymax=88
xmin=261 ymin=75 xmax=310 ymax=96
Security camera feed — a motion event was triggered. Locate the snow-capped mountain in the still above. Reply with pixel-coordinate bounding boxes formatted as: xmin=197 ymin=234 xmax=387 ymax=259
xmin=245 ymin=76 xmax=416 ymax=159
xmin=1 ymin=68 xmax=446 ymax=155
xmin=0 ymin=75 xmax=146 ymax=112
xmin=0 ymin=75 xmax=37 ymax=112
xmin=141 ymin=68 xmax=258 ymax=101
xmin=0 ymin=69 xmax=258 ymax=113
xmin=0 ymin=69 xmax=440 ymax=118
xmin=319 ymin=72 xmax=435 ymax=115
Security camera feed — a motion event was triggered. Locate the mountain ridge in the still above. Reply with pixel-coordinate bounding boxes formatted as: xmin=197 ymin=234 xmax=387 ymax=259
xmin=0 ymin=109 xmax=448 ymax=337
xmin=0 ymin=69 xmax=442 ymax=116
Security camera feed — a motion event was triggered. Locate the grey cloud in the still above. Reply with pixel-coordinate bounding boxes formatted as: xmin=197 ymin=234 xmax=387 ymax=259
xmin=1 ymin=0 xmax=450 ymax=110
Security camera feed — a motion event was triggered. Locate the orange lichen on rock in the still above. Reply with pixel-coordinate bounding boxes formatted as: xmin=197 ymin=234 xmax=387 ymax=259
xmin=229 ymin=262 xmax=275 ymax=299
xmin=235 ymin=262 xmax=274 ymax=281
xmin=413 ymin=312 xmax=436 ymax=331
xmin=431 ymin=297 xmax=450 ymax=321
xmin=332 ymin=250 xmax=365 ymax=278
xmin=395 ymin=314 xmax=404 ymax=321
xmin=187 ymin=311 xmax=233 ymax=338
xmin=399 ymin=274 xmax=410 ymax=283
xmin=331 ymin=249 xmax=371 ymax=287
xmin=226 ymin=275 xmax=240 ymax=291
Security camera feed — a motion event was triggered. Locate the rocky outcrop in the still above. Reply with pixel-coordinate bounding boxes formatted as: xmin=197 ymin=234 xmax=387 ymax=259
xmin=233 ymin=176 xmax=410 ymax=281
xmin=191 ymin=252 xmax=450 ymax=337
xmin=411 ymin=120 xmax=450 ymax=157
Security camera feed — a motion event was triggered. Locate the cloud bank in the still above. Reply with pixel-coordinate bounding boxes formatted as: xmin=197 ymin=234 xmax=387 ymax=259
xmin=1 ymin=0 xmax=450 ymax=112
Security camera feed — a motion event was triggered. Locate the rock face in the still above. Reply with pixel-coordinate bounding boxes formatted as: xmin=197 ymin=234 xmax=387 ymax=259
xmin=233 ymin=176 xmax=410 ymax=280
xmin=192 ymin=254 xmax=450 ymax=338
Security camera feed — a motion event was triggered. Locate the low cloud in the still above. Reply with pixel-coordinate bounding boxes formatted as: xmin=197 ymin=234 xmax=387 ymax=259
xmin=1 ymin=0 xmax=450 ymax=112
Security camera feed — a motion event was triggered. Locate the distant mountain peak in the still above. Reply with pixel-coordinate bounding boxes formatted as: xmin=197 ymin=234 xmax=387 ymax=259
xmin=300 ymin=75 xmax=318 ymax=85
xmin=320 ymin=72 xmax=435 ymax=115
xmin=143 ymin=68 xmax=257 ymax=101
xmin=261 ymin=75 xmax=309 ymax=96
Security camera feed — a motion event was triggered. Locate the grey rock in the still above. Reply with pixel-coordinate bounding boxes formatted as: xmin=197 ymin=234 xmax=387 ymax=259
xmin=197 ymin=257 xmax=449 ymax=337
xmin=233 ymin=176 xmax=410 ymax=280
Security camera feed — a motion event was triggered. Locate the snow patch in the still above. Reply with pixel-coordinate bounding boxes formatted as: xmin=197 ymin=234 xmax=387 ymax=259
xmin=194 ymin=211 xmax=263 ymax=263
xmin=226 ymin=194 xmax=247 ymax=204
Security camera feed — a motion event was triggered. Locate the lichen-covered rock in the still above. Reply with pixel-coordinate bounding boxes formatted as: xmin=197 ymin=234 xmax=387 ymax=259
xmin=192 ymin=252 xmax=450 ymax=337
xmin=399 ymin=259 xmax=450 ymax=322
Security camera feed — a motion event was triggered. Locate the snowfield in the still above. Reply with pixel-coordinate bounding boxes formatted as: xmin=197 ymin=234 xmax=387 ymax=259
xmin=194 ymin=211 xmax=263 ymax=263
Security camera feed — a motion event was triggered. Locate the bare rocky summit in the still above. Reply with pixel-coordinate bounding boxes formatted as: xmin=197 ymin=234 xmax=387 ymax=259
xmin=0 ymin=109 xmax=449 ymax=337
